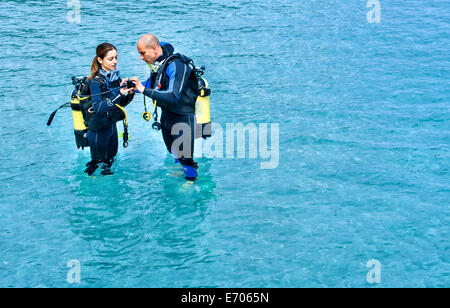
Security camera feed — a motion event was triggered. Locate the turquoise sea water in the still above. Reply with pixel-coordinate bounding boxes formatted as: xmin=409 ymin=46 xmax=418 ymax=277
xmin=0 ymin=0 xmax=448 ymax=288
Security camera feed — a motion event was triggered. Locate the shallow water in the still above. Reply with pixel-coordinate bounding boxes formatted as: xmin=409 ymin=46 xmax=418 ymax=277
xmin=0 ymin=0 xmax=449 ymax=287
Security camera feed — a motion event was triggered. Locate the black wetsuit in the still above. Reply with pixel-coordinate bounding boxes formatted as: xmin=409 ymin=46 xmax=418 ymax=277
xmin=85 ymin=72 xmax=134 ymax=175
xmin=142 ymin=43 xmax=198 ymax=175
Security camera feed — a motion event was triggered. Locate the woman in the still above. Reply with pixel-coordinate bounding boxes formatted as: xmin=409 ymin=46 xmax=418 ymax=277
xmin=84 ymin=43 xmax=135 ymax=176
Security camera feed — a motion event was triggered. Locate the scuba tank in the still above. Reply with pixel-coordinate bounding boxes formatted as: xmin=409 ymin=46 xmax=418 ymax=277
xmin=193 ymin=68 xmax=212 ymax=139
xmin=71 ymin=77 xmax=90 ymax=149
xmin=46 ymin=77 xmax=90 ymax=150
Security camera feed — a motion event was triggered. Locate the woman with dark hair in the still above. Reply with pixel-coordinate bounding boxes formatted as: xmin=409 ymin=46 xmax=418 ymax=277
xmin=84 ymin=43 xmax=135 ymax=176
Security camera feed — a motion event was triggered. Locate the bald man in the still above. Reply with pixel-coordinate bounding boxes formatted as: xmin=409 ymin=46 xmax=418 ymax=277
xmin=131 ymin=34 xmax=199 ymax=181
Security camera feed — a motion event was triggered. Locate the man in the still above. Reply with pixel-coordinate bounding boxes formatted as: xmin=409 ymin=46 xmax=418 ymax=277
xmin=131 ymin=34 xmax=199 ymax=181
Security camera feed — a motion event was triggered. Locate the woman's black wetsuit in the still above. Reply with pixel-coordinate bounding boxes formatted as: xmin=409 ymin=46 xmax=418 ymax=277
xmin=85 ymin=71 xmax=134 ymax=175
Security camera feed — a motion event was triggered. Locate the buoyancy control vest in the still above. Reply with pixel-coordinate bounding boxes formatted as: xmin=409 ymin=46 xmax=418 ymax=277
xmin=78 ymin=74 xmax=127 ymax=131
xmin=151 ymin=54 xmax=212 ymax=138
xmin=47 ymin=75 xmax=129 ymax=150
xmin=154 ymin=54 xmax=197 ymax=114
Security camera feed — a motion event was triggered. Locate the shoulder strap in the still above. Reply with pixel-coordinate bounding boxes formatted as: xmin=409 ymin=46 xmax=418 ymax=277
xmin=79 ymin=74 xmax=108 ymax=98
xmin=158 ymin=54 xmax=180 ymax=78
xmin=156 ymin=53 xmax=193 ymax=86
xmin=94 ymin=74 xmax=108 ymax=92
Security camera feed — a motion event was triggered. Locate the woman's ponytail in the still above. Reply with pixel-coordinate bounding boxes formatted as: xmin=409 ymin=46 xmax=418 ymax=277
xmin=89 ymin=56 xmax=100 ymax=80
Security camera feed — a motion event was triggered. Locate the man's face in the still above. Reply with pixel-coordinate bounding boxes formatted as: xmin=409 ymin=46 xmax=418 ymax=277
xmin=138 ymin=43 xmax=159 ymax=64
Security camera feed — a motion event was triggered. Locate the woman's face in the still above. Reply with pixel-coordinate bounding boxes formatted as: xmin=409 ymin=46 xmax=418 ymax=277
xmin=98 ymin=49 xmax=118 ymax=72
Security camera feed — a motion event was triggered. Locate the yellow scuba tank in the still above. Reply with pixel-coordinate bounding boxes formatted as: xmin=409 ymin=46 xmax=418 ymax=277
xmin=195 ymin=77 xmax=212 ymax=139
xmin=71 ymin=97 xmax=86 ymax=131
xmin=46 ymin=76 xmax=89 ymax=150
xmin=71 ymin=92 xmax=89 ymax=150
xmin=69 ymin=77 xmax=90 ymax=150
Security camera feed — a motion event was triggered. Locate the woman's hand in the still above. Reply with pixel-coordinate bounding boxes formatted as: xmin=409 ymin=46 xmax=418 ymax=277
xmin=120 ymin=78 xmax=133 ymax=95
xmin=130 ymin=77 xmax=145 ymax=93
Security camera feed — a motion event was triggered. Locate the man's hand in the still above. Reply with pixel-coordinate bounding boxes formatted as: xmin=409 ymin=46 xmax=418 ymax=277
xmin=130 ymin=77 xmax=146 ymax=93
